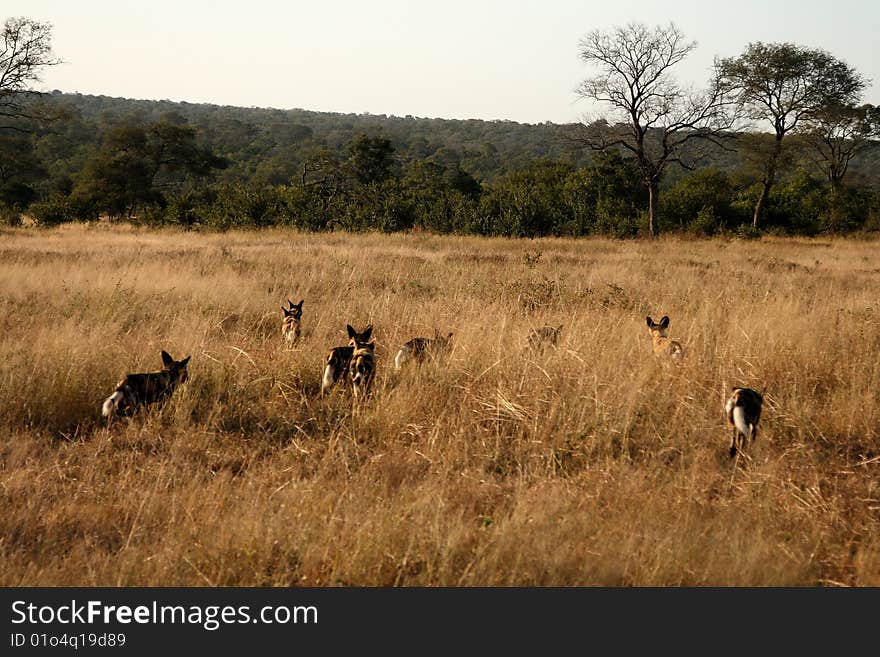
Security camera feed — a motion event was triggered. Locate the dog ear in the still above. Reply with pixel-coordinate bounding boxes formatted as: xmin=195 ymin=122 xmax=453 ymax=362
xmin=179 ymin=355 xmax=191 ymax=368
xmin=347 ymin=324 xmax=356 ymax=338
xmin=161 ymin=350 xmax=175 ymax=369
xmin=660 ymin=316 xmax=670 ymax=329
xmin=362 ymin=325 xmax=373 ymax=341
xmin=282 ymin=306 xmax=291 ymax=315
xmin=646 ymin=316 xmax=653 ymax=327
xmin=297 ymin=299 xmax=304 ymax=308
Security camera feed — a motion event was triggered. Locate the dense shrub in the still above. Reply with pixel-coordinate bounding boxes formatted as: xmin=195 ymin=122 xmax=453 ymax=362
xmin=13 ymin=119 xmax=878 ymax=237
xmin=661 ymin=168 xmax=735 ymax=234
xmin=27 ymin=196 xmax=101 ymax=226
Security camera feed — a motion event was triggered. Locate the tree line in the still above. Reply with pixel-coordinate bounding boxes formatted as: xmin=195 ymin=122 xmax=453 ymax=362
xmin=2 ymin=16 xmax=878 ymax=237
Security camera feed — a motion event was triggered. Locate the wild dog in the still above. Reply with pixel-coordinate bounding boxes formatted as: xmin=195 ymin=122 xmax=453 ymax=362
xmin=645 ymin=316 xmax=685 ymax=360
xmin=321 ymin=324 xmax=373 ymax=396
xmin=394 ymin=330 xmax=453 ymax=370
xmin=725 ymin=387 xmax=764 ymax=458
xmin=349 ymin=337 xmax=376 ymax=399
xmin=101 ymin=350 xmax=191 ymax=421
xmin=281 ymin=299 xmax=304 ymax=346
xmin=525 ymin=324 xmax=563 ymax=355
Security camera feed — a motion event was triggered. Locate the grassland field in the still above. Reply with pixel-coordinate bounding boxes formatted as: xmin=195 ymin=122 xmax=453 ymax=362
xmin=1 ymin=223 xmax=878 ymax=585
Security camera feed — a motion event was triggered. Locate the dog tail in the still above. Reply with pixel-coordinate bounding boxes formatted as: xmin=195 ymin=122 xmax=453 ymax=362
xmin=321 ymin=362 xmax=336 ymax=395
xmin=102 ymin=390 xmax=124 ymax=418
xmin=732 ymin=406 xmax=749 ymax=439
xmin=394 ymin=346 xmax=410 ymax=371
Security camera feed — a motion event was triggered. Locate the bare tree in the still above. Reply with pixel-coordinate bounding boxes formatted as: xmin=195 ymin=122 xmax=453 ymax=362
xmin=803 ymin=103 xmax=879 ymax=197
xmin=1 ymin=16 xmax=62 ymax=131
xmin=718 ymin=42 xmax=865 ymax=227
xmin=575 ymin=22 xmax=735 ymax=237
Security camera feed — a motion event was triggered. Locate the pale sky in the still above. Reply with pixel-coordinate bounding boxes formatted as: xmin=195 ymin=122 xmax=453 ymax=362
xmin=7 ymin=0 xmax=880 ymax=124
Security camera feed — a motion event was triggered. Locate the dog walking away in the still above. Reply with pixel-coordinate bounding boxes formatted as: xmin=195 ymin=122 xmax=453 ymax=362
xmin=725 ymin=387 xmax=764 ymax=458
xmin=321 ymin=324 xmax=373 ymax=395
xmin=102 ymin=350 xmax=191 ymax=421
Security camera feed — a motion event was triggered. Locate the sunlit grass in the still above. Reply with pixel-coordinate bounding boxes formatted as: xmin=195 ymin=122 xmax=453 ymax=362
xmin=0 ymin=223 xmax=878 ymax=585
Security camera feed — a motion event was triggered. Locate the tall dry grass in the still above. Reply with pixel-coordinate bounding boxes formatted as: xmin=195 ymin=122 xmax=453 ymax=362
xmin=1 ymin=223 xmax=878 ymax=585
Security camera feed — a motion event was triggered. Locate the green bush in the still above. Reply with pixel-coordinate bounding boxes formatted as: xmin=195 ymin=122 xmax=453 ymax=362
xmin=688 ymin=205 xmax=719 ymax=236
xmin=662 ymin=168 xmax=734 ymax=232
xmin=0 ymin=208 xmax=22 ymax=227
xmin=768 ymin=169 xmax=826 ymax=234
xmin=29 ymin=197 xmax=75 ymax=227
xmin=200 ymin=184 xmax=283 ymax=231
xmin=735 ymin=223 xmax=761 ymax=239
xmin=593 ymin=197 xmax=641 ymax=237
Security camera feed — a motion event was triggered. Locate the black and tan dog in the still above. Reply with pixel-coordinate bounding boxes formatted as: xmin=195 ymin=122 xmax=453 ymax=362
xmin=102 ymin=350 xmax=191 ymax=421
xmin=394 ymin=330 xmax=453 ymax=370
xmin=321 ymin=324 xmax=373 ymax=396
xmin=725 ymin=387 xmax=764 ymax=458
xmin=349 ymin=335 xmax=376 ymax=399
xmin=281 ymin=299 xmax=303 ymax=346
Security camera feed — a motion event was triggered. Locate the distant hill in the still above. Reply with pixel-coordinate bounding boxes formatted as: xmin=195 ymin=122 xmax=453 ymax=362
xmin=43 ymin=91 xmax=878 ymax=190
xmin=44 ymin=91 xmax=594 ymax=184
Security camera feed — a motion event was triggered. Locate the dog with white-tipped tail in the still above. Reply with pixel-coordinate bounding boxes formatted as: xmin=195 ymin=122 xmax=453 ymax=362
xmin=102 ymin=350 xmax=191 ymax=422
xmin=725 ymin=387 xmax=764 ymax=458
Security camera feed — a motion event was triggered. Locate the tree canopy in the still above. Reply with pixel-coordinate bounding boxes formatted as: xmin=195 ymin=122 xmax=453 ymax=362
xmin=719 ymin=42 xmax=865 ymax=226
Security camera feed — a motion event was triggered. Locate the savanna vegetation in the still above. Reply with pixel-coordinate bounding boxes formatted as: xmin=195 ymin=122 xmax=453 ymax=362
xmin=2 ymin=16 xmax=879 ymax=587
xmin=1 ymin=224 xmax=878 ymax=585
xmin=2 ymin=18 xmax=878 ymax=237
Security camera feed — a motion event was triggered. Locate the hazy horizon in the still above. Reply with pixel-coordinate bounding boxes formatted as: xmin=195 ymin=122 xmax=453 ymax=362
xmin=7 ymin=0 xmax=880 ymax=125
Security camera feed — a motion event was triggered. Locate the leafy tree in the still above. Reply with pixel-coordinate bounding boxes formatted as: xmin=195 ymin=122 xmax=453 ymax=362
xmin=719 ymin=42 xmax=865 ymax=227
xmin=73 ymin=125 xmax=158 ymax=218
xmin=73 ymin=120 xmax=226 ymax=218
xmin=402 ymin=161 xmax=454 ymax=232
xmin=445 ymin=166 xmax=481 ymax=200
xmin=803 ymin=103 xmax=879 ymax=197
xmin=0 ymin=132 xmax=45 ymax=202
xmin=346 ymin=134 xmax=396 ymax=185
xmin=575 ymin=22 xmax=734 ymax=236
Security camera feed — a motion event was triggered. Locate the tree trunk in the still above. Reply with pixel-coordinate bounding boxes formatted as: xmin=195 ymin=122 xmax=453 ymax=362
xmin=829 ymin=173 xmax=842 ymax=199
xmin=647 ymin=181 xmax=659 ymax=238
xmin=753 ymin=133 xmax=784 ymax=229
xmin=751 ymin=182 xmax=768 ymax=229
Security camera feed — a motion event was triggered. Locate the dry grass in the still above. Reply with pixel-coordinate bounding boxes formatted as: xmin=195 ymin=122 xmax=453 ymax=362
xmin=1 ymin=223 xmax=878 ymax=586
